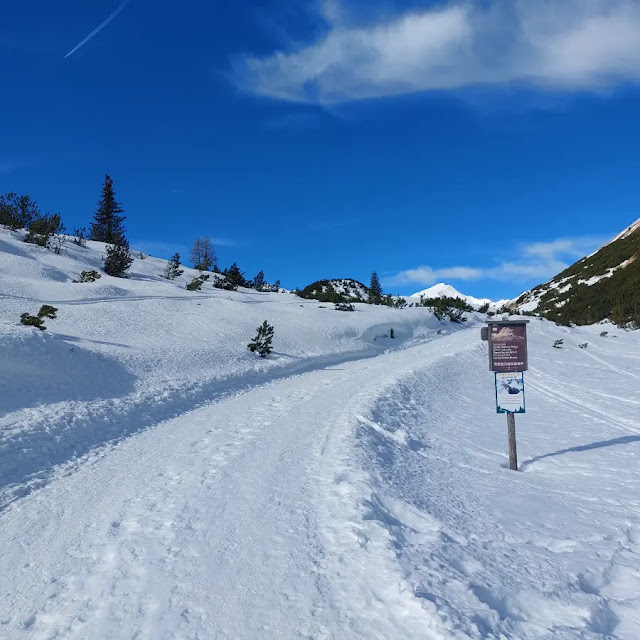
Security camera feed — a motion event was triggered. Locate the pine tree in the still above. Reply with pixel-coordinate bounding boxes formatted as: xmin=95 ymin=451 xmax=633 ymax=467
xmin=369 ymin=271 xmax=383 ymax=304
xmin=223 ymin=262 xmax=247 ymax=288
xmin=253 ymin=270 xmax=265 ymax=291
xmin=90 ymin=175 xmax=126 ymax=244
xmin=162 ymin=253 xmax=184 ymax=280
xmin=247 ymin=320 xmax=274 ymax=358
xmin=190 ymin=237 xmax=216 ymax=271
xmin=25 ymin=213 xmax=65 ymax=248
xmin=104 ymin=240 xmax=133 ymax=277
xmin=0 ymin=193 xmax=41 ymax=231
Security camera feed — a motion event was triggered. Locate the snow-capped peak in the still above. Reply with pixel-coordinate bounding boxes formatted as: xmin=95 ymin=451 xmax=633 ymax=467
xmin=410 ymin=283 xmax=507 ymax=310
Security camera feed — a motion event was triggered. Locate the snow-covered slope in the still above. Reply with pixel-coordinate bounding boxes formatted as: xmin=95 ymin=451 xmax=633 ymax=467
xmin=0 ymin=226 xmax=453 ymax=507
xmin=2 ymin=226 xmax=640 ymax=639
xmin=411 ymin=282 xmax=509 ymax=310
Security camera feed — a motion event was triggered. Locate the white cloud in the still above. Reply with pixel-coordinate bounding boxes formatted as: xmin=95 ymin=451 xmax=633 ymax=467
xmin=383 ymin=236 xmax=606 ymax=287
xmin=235 ymin=0 xmax=640 ymax=103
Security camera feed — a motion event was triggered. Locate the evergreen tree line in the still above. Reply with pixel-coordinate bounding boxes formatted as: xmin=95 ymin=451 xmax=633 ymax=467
xmin=0 ymin=175 xmax=282 ymax=288
xmin=0 ymin=175 xmax=132 ymax=276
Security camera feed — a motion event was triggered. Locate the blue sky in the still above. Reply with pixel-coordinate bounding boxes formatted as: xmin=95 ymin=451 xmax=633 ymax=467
xmin=1 ymin=0 xmax=639 ymax=299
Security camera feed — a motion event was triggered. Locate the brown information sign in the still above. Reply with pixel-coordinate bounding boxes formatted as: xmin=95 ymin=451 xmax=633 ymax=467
xmin=488 ymin=322 xmax=528 ymax=372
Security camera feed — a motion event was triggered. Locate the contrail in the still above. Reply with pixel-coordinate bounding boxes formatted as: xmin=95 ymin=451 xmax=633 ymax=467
xmin=65 ymin=0 xmax=129 ymax=58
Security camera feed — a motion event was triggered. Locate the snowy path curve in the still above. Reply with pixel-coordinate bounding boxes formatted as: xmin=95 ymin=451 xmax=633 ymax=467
xmin=0 ymin=329 xmax=476 ymax=639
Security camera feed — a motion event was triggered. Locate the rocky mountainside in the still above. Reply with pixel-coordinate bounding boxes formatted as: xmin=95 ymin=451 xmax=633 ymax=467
xmin=512 ymin=218 xmax=640 ymax=327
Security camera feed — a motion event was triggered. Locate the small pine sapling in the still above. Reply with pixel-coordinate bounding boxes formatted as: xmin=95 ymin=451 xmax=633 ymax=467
xmin=104 ymin=242 xmax=133 ymax=277
xmin=579 ymin=343 xmax=589 ymax=349
xmin=38 ymin=305 xmax=58 ymax=320
xmin=24 ymin=213 xmax=65 ymax=249
xmin=600 ymin=331 xmax=608 ymax=338
xmin=73 ymin=227 xmax=87 ymax=246
xmin=163 ymin=253 xmax=184 ymax=280
xmin=20 ymin=305 xmax=59 ymax=331
xmin=334 ymin=302 xmax=355 ymax=311
xmin=186 ymin=274 xmax=209 ymax=291
xmin=213 ymin=276 xmax=237 ymax=291
xmin=20 ymin=313 xmax=45 ymax=330
xmin=389 ymin=328 xmax=395 ymax=339
xmin=73 ymin=270 xmax=101 ymax=283
xmin=252 ymin=270 xmax=265 ymax=292
xmin=553 ymin=339 xmax=564 ymax=348
xmin=248 ymin=320 xmax=274 ymax=358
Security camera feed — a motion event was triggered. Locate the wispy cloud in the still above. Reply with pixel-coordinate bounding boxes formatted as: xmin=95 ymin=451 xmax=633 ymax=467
xmin=235 ymin=0 xmax=640 ymax=104
xmin=65 ymin=0 xmax=130 ymax=59
xmin=383 ymin=236 xmax=607 ymax=287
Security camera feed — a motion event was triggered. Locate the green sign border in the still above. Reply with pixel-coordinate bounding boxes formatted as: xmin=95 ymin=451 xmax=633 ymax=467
xmin=495 ymin=372 xmax=526 ymax=414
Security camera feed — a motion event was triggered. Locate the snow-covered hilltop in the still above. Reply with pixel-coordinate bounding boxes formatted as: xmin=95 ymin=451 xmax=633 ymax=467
xmin=297 ymin=277 xmax=371 ymax=302
xmin=411 ymin=282 xmax=509 ymax=310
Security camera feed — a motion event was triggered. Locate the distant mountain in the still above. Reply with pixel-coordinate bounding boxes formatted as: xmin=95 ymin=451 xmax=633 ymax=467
xmin=298 ymin=278 xmax=370 ymax=303
xmin=512 ymin=218 xmax=640 ymax=327
xmin=411 ymin=283 xmax=509 ymax=311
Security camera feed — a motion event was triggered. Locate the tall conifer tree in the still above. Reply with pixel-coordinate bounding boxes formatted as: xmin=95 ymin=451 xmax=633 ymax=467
xmin=369 ymin=271 xmax=383 ymax=304
xmin=90 ymin=175 xmax=126 ymax=244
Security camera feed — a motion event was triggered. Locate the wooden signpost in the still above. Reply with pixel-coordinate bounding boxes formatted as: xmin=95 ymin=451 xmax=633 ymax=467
xmin=482 ymin=319 xmax=529 ymax=471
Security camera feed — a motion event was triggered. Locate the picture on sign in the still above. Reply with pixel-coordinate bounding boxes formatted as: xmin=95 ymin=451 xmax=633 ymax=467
xmin=489 ymin=323 xmax=528 ymax=372
xmin=495 ymin=372 xmax=525 ymax=414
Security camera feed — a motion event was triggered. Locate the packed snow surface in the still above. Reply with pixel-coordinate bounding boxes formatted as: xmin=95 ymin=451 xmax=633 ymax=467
xmin=1 ymin=228 xmax=640 ymax=639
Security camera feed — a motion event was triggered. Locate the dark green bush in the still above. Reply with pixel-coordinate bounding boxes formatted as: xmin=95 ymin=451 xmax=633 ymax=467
xmin=20 ymin=305 xmax=58 ymax=330
xmin=74 ymin=270 xmax=101 ymax=283
xmin=248 ymin=320 xmax=274 ymax=357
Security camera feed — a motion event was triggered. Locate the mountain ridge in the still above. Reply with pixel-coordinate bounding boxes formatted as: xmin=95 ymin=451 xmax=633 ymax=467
xmin=512 ymin=217 xmax=640 ymax=327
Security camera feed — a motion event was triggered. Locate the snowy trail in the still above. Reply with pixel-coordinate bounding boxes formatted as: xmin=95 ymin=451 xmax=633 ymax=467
xmin=0 ymin=329 xmax=475 ymax=640
xmin=0 ymin=338 xmax=431 ymax=512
